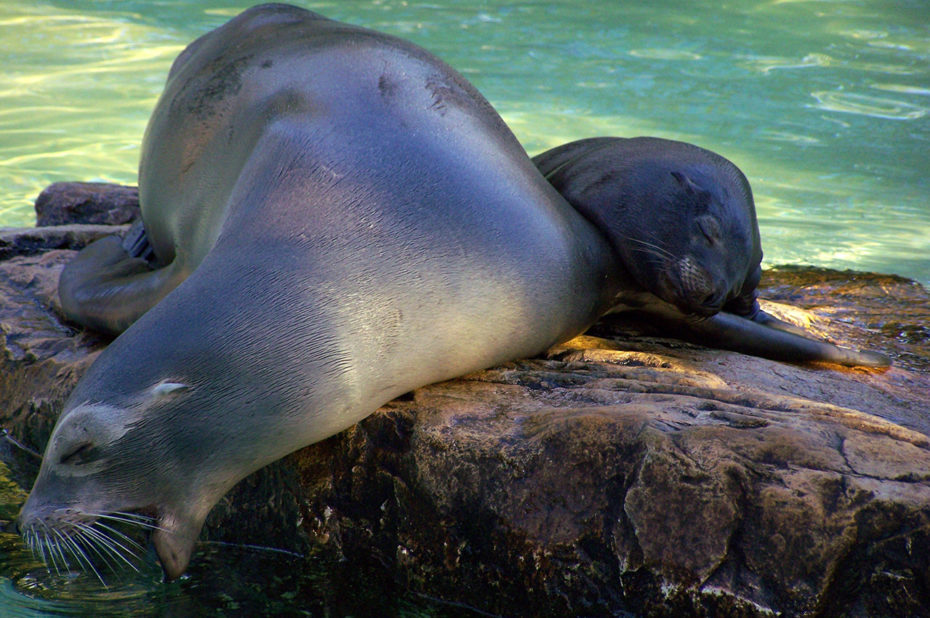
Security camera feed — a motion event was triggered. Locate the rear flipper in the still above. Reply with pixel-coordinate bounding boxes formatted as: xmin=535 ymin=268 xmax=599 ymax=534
xmin=122 ymin=219 xmax=156 ymax=262
xmin=683 ymin=312 xmax=891 ymax=368
xmin=59 ymin=223 xmax=184 ymax=336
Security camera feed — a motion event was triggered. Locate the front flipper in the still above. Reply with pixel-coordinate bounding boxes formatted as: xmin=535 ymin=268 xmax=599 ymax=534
xmin=59 ymin=227 xmax=185 ymax=336
xmin=750 ymin=309 xmax=810 ymax=338
xmin=723 ymin=277 xmax=819 ymax=339
xmin=684 ymin=312 xmax=891 ymax=368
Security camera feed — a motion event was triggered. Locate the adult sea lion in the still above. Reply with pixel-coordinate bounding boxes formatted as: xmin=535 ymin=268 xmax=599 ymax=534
xmin=18 ymin=4 xmax=619 ymax=580
xmin=533 ymin=136 xmax=890 ymax=368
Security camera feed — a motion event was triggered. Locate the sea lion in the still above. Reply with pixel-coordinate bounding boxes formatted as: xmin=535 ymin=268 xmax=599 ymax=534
xmin=533 ymin=136 xmax=890 ymax=368
xmin=18 ymin=4 xmax=618 ymax=581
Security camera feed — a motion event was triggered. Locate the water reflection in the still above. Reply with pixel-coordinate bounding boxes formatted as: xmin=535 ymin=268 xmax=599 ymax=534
xmin=1 ymin=531 xmax=470 ymax=616
xmin=3 ymin=538 xmax=164 ymax=616
xmin=872 ymin=83 xmax=930 ymax=97
xmin=0 ymin=452 xmax=468 ymax=616
xmin=810 ymin=90 xmax=928 ymax=120
xmin=628 ymin=49 xmax=702 ymax=61
xmin=8 ymin=0 xmax=926 ymax=283
xmin=0 ymin=0 xmax=927 ymax=286
xmin=744 ymin=53 xmax=833 ymax=74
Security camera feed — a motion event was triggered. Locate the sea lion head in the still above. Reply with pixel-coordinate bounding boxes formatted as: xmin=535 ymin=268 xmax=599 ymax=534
xmin=18 ymin=263 xmax=347 ymax=582
xmin=583 ymin=152 xmax=761 ymax=317
xmin=640 ymin=165 xmax=760 ymax=316
xmin=18 ymin=377 xmax=219 ymax=581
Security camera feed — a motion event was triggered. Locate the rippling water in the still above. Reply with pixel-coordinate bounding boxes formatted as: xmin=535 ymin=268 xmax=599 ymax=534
xmin=1 ymin=0 xmax=929 ymax=284
xmin=0 ymin=457 xmax=449 ymax=616
xmin=0 ymin=0 xmax=928 ymax=613
xmin=1 ymin=1 xmax=928 ymax=284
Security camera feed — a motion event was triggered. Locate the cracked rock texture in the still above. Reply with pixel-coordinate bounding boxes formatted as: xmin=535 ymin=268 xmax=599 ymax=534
xmin=2 ymin=183 xmax=929 ymax=616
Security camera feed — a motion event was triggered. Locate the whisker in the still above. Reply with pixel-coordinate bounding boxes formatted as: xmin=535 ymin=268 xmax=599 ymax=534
xmin=621 ymin=239 xmax=676 ymax=269
xmin=96 ymin=512 xmax=165 ymax=532
xmin=93 ymin=521 xmax=146 ymax=551
xmin=627 ymin=234 xmax=673 ymax=252
xmin=41 ymin=524 xmax=68 ymax=577
xmin=61 ymin=531 xmax=87 ymax=570
xmin=62 ymin=530 xmax=107 ymax=588
xmin=623 ymin=236 xmax=675 ymax=259
xmin=110 ymin=511 xmax=155 ymax=523
xmin=92 ymin=524 xmax=147 ymax=562
xmin=24 ymin=530 xmax=36 ymax=559
xmin=48 ymin=528 xmax=74 ymax=573
xmin=75 ymin=522 xmax=140 ymax=573
xmin=628 ymin=246 xmax=674 ymax=263
xmin=77 ymin=530 xmax=123 ymax=575
xmin=643 ymin=228 xmax=672 ymax=246
xmin=201 ymin=539 xmax=306 ymax=559
xmin=27 ymin=530 xmax=51 ymax=573
xmin=23 ymin=509 xmax=159 ymax=582
xmin=629 ymin=239 xmax=672 ymax=254
xmin=79 ymin=523 xmax=142 ymax=572
xmin=39 ymin=534 xmax=59 ymax=577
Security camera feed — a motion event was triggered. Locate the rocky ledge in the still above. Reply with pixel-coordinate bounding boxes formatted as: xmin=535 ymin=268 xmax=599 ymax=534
xmin=1 ymin=183 xmax=929 ymax=616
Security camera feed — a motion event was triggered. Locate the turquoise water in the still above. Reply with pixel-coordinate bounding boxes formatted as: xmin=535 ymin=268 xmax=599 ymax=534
xmin=0 ymin=0 xmax=928 ymax=614
xmin=1 ymin=0 xmax=928 ymax=284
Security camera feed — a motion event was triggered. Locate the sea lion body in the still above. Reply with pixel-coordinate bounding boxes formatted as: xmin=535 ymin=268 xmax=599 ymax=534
xmin=20 ymin=4 xmax=616 ymax=580
xmin=534 ymin=137 xmax=890 ymax=367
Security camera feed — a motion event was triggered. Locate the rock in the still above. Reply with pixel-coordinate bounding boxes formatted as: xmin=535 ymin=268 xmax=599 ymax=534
xmin=0 ymin=249 xmax=109 ymax=476
xmin=34 ymin=182 xmax=140 ymax=227
xmin=282 ymin=321 xmax=929 ymax=616
xmin=1 ymin=189 xmax=929 ymax=616
xmin=0 ymin=224 xmax=130 ymax=262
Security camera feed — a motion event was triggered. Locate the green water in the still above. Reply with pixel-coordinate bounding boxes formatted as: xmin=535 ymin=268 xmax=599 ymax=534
xmin=1 ymin=0 xmax=928 ymax=284
xmin=0 ymin=0 xmax=928 ymax=614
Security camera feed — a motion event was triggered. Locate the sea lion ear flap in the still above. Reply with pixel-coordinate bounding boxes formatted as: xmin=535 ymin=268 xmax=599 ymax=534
xmin=150 ymin=381 xmax=191 ymax=399
xmin=670 ymin=170 xmax=702 ymax=195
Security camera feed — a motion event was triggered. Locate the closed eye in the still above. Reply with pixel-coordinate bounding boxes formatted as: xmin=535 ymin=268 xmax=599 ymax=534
xmin=698 ymin=216 xmax=722 ymax=245
xmin=59 ymin=442 xmax=94 ymax=465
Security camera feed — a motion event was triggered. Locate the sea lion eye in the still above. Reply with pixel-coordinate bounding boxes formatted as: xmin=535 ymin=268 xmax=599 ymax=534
xmin=151 ymin=381 xmax=190 ymax=399
xmin=697 ymin=216 xmax=722 ymax=245
xmin=59 ymin=442 xmax=94 ymax=465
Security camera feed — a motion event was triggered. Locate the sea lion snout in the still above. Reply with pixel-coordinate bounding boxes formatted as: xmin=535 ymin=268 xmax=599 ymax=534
xmin=18 ymin=505 xmax=92 ymax=538
xmin=671 ymin=255 xmax=727 ymax=316
xmin=18 ymin=496 xmax=160 ymax=581
xmin=697 ymin=287 xmax=727 ymax=314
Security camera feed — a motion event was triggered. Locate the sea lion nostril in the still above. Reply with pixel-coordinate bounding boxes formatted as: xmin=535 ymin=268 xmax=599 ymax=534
xmin=702 ymin=290 xmax=725 ymax=310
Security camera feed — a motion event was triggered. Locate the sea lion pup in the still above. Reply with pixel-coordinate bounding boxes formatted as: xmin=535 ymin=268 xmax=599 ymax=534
xmin=533 ymin=136 xmax=890 ymax=368
xmin=18 ymin=4 xmax=619 ymax=580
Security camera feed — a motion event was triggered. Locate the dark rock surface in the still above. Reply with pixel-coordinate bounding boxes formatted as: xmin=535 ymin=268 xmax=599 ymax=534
xmin=1 ymin=183 xmax=928 ymax=616
xmin=34 ymin=182 xmax=139 ymax=227
xmin=0 ymin=224 xmax=129 ymax=262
